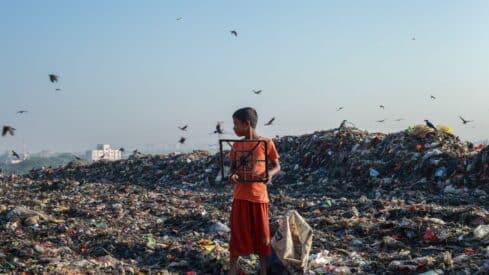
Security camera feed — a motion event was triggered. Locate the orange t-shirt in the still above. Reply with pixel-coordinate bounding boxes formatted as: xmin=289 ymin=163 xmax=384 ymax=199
xmin=229 ymin=137 xmax=279 ymax=203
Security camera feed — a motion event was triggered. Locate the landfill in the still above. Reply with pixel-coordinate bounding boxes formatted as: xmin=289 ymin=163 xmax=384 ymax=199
xmin=1 ymin=126 xmax=489 ymax=274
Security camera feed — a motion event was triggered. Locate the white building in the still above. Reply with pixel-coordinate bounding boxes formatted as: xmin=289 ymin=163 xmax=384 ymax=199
xmin=86 ymin=144 xmax=121 ymax=161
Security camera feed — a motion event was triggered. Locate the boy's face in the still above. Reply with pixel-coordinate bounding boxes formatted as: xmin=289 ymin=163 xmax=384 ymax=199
xmin=233 ymin=118 xmax=249 ymax=137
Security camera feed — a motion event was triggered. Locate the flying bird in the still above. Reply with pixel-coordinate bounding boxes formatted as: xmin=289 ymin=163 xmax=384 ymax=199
xmin=49 ymin=74 xmax=59 ymax=83
xmin=176 ymin=17 xmax=183 ymax=21
xmin=179 ymin=137 xmax=186 ymax=144
xmin=2 ymin=126 xmax=15 ymax=137
xmin=337 ymin=106 xmax=344 ymax=111
xmin=12 ymin=150 xmax=20 ymax=159
xmin=424 ymin=120 xmax=437 ymax=131
xmin=264 ymin=117 xmax=275 ymax=126
xmin=379 ymin=105 xmax=385 ymax=109
xmin=412 ymin=36 xmax=416 ymax=41
xmin=17 ymin=110 xmax=28 ymax=114
xmin=178 ymin=125 xmax=188 ymax=131
xmin=230 ymin=30 xmax=238 ymax=37
xmin=376 ymin=119 xmax=386 ymax=123
xmin=430 ymin=95 xmax=436 ymax=100
xmin=119 ymin=147 xmax=125 ymax=153
xmin=252 ymin=90 xmax=262 ymax=95
xmin=214 ymin=122 xmax=224 ymax=134
xmin=395 ymin=118 xmax=405 ymax=121
xmin=73 ymin=155 xmax=81 ymax=160
xmin=55 ymin=88 xmax=61 ymax=92
xmin=459 ymin=116 xmax=473 ymax=125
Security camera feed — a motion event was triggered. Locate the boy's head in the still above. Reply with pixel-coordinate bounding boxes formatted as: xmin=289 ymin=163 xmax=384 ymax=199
xmin=232 ymin=107 xmax=258 ymax=136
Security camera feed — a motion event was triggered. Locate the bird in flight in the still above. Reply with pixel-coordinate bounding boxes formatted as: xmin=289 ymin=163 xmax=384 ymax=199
xmin=379 ymin=105 xmax=385 ymax=109
xmin=395 ymin=118 xmax=405 ymax=121
xmin=178 ymin=125 xmax=188 ymax=131
xmin=412 ymin=36 xmax=416 ymax=41
xmin=252 ymin=90 xmax=262 ymax=95
xmin=17 ymin=110 xmax=28 ymax=114
xmin=49 ymin=74 xmax=59 ymax=83
xmin=459 ymin=116 xmax=473 ymax=125
xmin=119 ymin=147 xmax=125 ymax=153
xmin=264 ymin=117 xmax=275 ymax=126
xmin=230 ymin=30 xmax=238 ymax=37
xmin=430 ymin=95 xmax=436 ymax=100
xmin=424 ymin=120 xmax=437 ymax=131
xmin=55 ymin=88 xmax=61 ymax=92
xmin=73 ymin=155 xmax=81 ymax=160
xmin=176 ymin=17 xmax=183 ymax=21
xmin=12 ymin=150 xmax=20 ymax=159
xmin=2 ymin=126 xmax=15 ymax=137
xmin=214 ymin=122 xmax=224 ymax=134
xmin=337 ymin=106 xmax=344 ymax=111
xmin=376 ymin=119 xmax=386 ymax=123
xmin=179 ymin=137 xmax=186 ymax=144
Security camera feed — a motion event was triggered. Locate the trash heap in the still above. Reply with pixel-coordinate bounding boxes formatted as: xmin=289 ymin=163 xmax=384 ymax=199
xmin=1 ymin=125 xmax=488 ymax=273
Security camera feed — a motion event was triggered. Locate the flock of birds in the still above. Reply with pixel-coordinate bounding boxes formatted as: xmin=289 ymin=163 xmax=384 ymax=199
xmin=335 ymin=94 xmax=474 ymax=127
xmin=0 ymin=26 xmax=275 ymax=160
xmin=0 ymin=20 xmax=478 ymax=161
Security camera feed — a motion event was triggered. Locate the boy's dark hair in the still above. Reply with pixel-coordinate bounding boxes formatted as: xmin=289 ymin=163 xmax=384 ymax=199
xmin=233 ymin=107 xmax=258 ymax=128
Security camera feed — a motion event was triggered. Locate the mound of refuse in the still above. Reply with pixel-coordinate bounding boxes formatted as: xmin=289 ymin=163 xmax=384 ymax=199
xmin=26 ymin=126 xmax=488 ymax=197
xmin=2 ymin=126 xmax=489 ymax=273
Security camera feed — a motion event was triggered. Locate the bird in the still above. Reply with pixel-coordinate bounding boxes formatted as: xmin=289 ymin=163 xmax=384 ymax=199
xmin=376 ymin=119 xmax=386 ymax=123
xmin=178 ymin=125 xmax=188 ymax=131
xmin=252 ymin=90 xmax=262 ymax=95
xmin=459 ymin=116 xmax=473 ymax=125
xmin=214 ymin=122 xmax=224 ymax=134
xmin=230 ymin=30 xmax=238 ymax=37
xmin=395 ymin=118 xmax=405 ymax=121
xmin=12 ymin=150 xmax=20 ymax=159
xmin=100 ymin=154 xmax=105 ymax=159
xmin=176 ymin=17 xmax=183 ymax=21
xmin=2 ymin=126 xmax=16 ymax=137
xmin=119 ymin=147 xmax=125 ymax=153
xmin=49 ymin=74 xmax=59 ymax=83
xmin=337 ymin=106 xmax=344 ymax=111
xmin=55 ymin=88 xmax=61 ymax=92
xmin=73 ymin=155 xmax=81 ymax=160
xmin=379 ymin=105 xmax=385 ymax=109
xmin=430 ymin=95 xmax=436 ymax=100
xmin=17 ymin=110 xmax=28 ymax=114
xmin=412 ymin=36 xmax=416 ymax=41
xmin=424 ymin=120 xmax=437 ymax=131
xmin=264 ymin=117 xmax=275 ymax=126
xmin=179 ymin=137 xmax=186 ymax=144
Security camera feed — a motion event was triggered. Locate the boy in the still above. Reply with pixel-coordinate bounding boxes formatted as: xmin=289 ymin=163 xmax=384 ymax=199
xmin=228 ymin=107 xmax=281 ymax=275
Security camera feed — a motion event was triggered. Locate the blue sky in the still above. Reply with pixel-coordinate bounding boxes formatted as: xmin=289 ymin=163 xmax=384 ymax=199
xmin=1 ymin=0 xmax=488 ymax=153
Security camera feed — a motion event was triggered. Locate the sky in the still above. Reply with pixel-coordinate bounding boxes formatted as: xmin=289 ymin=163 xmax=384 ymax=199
xmin=1 ymin=0 xmax=488 ymax=153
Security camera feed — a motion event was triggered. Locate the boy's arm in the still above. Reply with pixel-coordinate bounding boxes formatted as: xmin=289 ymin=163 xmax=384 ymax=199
xmin=268 ymin=158 xmax=281 ymax=179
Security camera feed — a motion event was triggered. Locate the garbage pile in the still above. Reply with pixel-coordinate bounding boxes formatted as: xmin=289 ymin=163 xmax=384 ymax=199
xmin=1 ymin=176 xmax=488 ymax=273
xmin=1 ymin=125 xmax=488 ymax=273
xmin=28 ymin=150 xmax=220 ymax=187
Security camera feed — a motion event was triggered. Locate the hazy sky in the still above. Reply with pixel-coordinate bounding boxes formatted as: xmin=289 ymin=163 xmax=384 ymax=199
xmin=1 ymin=0 xmax=488 ymax=153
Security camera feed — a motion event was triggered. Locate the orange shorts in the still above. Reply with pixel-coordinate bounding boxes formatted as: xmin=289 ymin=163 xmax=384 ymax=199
xmin=229 ymin=199 xmax=271 ymax=256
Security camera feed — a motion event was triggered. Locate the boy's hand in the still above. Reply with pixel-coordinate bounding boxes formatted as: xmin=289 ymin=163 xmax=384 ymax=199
xmin=228 ymin=173 xmax=239 ymax=185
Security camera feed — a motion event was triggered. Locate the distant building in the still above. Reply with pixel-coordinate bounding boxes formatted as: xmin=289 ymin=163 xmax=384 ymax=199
xmin=86 ymin=144 xmax=121 ymax=161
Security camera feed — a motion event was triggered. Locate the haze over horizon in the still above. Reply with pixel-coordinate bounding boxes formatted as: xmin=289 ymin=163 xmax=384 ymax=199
xmin=1 ymin=1 xmax=488 ymax=153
